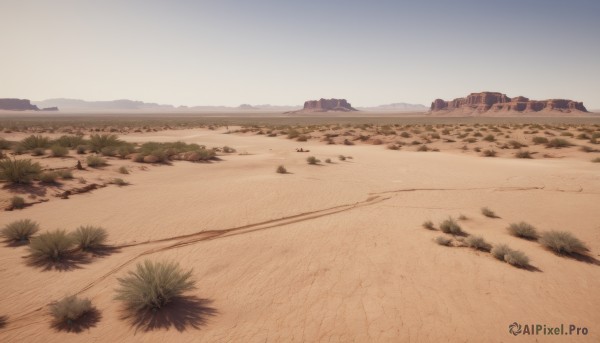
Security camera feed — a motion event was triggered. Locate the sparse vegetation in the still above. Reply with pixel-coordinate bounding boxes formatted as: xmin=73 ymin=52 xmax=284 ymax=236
xmin=276 ymin=165 xmax=287 ymax=174
xmin=546 ymin=138 xmax=572 ymax=148
xmin=482 ymin=149 xmax=497 ymax=157
xmin=532 ymin=136 xmax=549 ymax=145
xmin=435 ymin=236 xmax=452 ymax=246
xmin=50 ymin=145 xmax=69 ymax=157
xmin=439 ymin=217 xmax=463 ymax=235
xmin=504 ymin=249 xmax=530 ymax=267
xmin=86 ymin=155 xmax=107 ymax=168
xmin=507 ymin=222 xmax=538 ymax=240
xmin=50 ymin=295 xmax=94 ymax=328
xmin=539 ymin=231 xmax=588 ymax=255
xmin=306 ymin=156 xmax=320 ymax=165
xmin=118 ymin=166 xmax=129 ymax=174
xmin=465 ymin=235 xmax=492 ymax=251
xmin=110 ymin=178 xmax=129 ymax=186
xmin=72 ymin=226 xmax=108 ymax=251
xmin=56 ymin=170 xmax=74 ymax=179
xmin=0 ymin=158 xmax=42 ymax=184
xmin=422 ymin=220 xmax=435 ymax=230
xmin=10 ymin=195 xmax=26 ymax=209
xmin=20 ymin=135 xmax=51 ymax=150
xmin=89 ymin=134 xmax=123 ymax=153
xmin=39 ymin=172 xmax=58 ymax=184
xmin=515 ymin=150 xmax=533 ymax=159
xmin=1 ymin=219 xmax=39 ymax=243
xmin=481 ymin=207 xmax=498 ymax=218
xmin=29 ymin=229 xmax=74 ymax=261
xmin=115 ymin=260 xmax=195 ymax=311
xmin=491 ymin=244 xmax=512 ymax=260
xmin=338 ymin=155 xmax=346 ymax=161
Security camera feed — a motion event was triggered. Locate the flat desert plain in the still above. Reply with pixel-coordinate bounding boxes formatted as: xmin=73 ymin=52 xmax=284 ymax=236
xmin=1 ymin=120 xmax=600 ymax=342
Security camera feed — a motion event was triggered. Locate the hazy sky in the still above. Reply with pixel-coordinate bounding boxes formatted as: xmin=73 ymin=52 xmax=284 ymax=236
xmin=1 ymin=0 xmax=599 ymax=108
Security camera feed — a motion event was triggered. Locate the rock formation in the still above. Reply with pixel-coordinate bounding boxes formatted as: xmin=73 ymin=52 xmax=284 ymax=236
xmin=0 ymin=98 xmax=40 ymax=111
xmin=301 ymin=98 xmax=357 ymax=112
xmin=430 ymin=92 xmax=588 ymax=115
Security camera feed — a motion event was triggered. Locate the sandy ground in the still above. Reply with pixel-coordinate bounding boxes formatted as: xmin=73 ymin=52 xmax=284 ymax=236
xmin=1 ymin=128 xmax=599 ymax=342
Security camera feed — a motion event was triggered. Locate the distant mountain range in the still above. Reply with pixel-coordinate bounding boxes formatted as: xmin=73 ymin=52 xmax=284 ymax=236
xmin=30 ymin=98 xmax=427 ymax=112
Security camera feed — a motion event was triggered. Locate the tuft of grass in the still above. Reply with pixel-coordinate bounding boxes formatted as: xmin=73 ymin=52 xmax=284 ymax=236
xmin=483 ymin=134 xmax=496 ymax=142
xmin=532 ymin=136 xmax=549 ymax=145
xmin=10 ymin=195 xmax=26 ymax=209
xmin=276 ymin=165 xmax=287 ymax=174
xmin=515 ymin=150 xmax=533 ymax=159
xmin=465 ymin=235 xmax=492 ymax=251
xmin=491 ymin=244 xmax=512 ymax=260
xmin=76 ymin=145 xmax=87 ymax=154
xmin=71 ymin=226 xmax=108 ymax=251
xmin=439 ymin=217 xmax=463 ymax=235
xmin=481 ymin=207 xmax=498 ymax=218
xmin=56 ymin=170 xmax=73 ymax=179
xmin=31 ymin=147 xmax=46 ymax=156
xmin=29 ymin=229 xmax=75 ymax=261
xmin=50 ymin=295 xmax=93 ymax=328
xmin=39 ymin=172 xmax=58 ymax=184
xmin=539 ymin=231 xmax=588 ymax=255
xmin=1 ymin=219 xmax=39 ymax=243
xmin=110 ymin=178 xmax=129 ymax=186
xmin=422 ymin=220 xmax=435 ymax=230
xmin=435 ymin=236 xmax=452 ymax=246
xmin=86 ymin=155 xmax=107 ymax=168
xmin=89 ymin=134 xmax=123 ymax=153
xmin=338 ymin=155 xmax=346 ymax=161
xmin=115 ymin=260 xmax=195 ymax=311
xmin=50 ymin=145 xmax=69 ymax=157
xmin=20 ymin=135 xmax=51 ymax=150
xmin=546 ymin=138 xmax=572 ymax=148
xmin=118 ymin=166 xmax=129 ymax=174
xmin=482 ymin=149 xmax=497 ymax=157
xmin=306 ymin=156 xmax=320 ymax=165
xmin=504 ymin=250 xmax=530 ymax=267
xmin=417 ymin=145 xmax=429 ymax=152
xmin=0 ymin=158 xmax=42 ymax=184
xmin=222 ymin=146 xmax=236 ymax=153
xmin=507 ymin=222 xmax=538 ymax=240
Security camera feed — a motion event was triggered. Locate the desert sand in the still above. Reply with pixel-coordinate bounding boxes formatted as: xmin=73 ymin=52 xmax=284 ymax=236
xmin=1 ymin=123 xmax=599 ymax=342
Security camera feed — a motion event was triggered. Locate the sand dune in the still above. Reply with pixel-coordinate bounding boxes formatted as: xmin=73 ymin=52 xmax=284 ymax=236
xmin=1 ymin=128 xmax=599 ymax=342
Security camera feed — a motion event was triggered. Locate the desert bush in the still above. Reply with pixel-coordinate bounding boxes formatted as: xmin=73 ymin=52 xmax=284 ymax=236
xmin=458 ymin=214 xmax=468 ymax=220
xmin=491 ymin=244 xmax=512 ymax=260
xmin=343 ymin=139 xmax=354 ymax=145
xmin=50 ymin=145 xmax=69 ymax=157
xmin=89 ymin=134 xmax=123 ymax=152
xmin=53 ymin=135 xmax=87 ymax=149
xmin=86 ymin=155 xmax=107 ymax=168
xmin=20 ymin=135 xmax=51 ymax=150
xmin=56 ymin=170 xmax=73 ymax=179
xmin=116 ymin=144 xmax=136 ymax=158
xmin=11 ymin=144 xmax=26 ymax=155
xmin=579 ymin=146 xmax=596 ymax=153
xmin=592 ymin=157 xmax=600 ymax=163
xmin=115 ymin=260 xmax=195 ymax=311
xmin=482 ymin=149 xmax=496 ymax=157
xmin=465 ymin=235 xmax=492 ymax=251
xmin=481 ymin=207 xmax=497 ymax=218
xmin=0 ymin=158 xmax=42 ymax=184
xmin=1 ymin=219 xmax=39 ymax=242
xmin=483 ymin=134 xmax=496 ymax=142
xmin=276 ymin=165 xmax=287 ymax=174
xmin=50 ymin=295 xmax=93 ymax=327
xmin=439 ymin=217 xmax=463 ymax=235
xmin=515 ymin=150 xmax=533 ymax=159
xmin=76 ymin=145 xmax=87 ymax=154
xmin=417 ymin=145 xmax=429 ymax=152
xmin=338 ymin=155 xmax=346 ymax=161
xmin=72 ymin=226 xmax=108 ymax=251
xmin=0 ymin=138 xmax=11 ymax=150
xmin=222 ymin=146 xmax=236 ymax=153
xmin=29 ymin=229 xmax=74 ymax=261
xmin=546 ymin=138 xmax=572 ymax=148
xmin=422 ymin=220 xmax=435 ymax=230
xmin=507 ymin=222 xmax=538 ymax=240
xmin=539 ymin=231 xmax=588 ymax=255
xmin=507 ymin=140 xmax=527 ymax=149
xmin=100 ymin=146 xmax=117 ymax=157
xmin=118 ymin=166 xmax=129 ymax=174
xmin=435 ymin=236 xmax=452 ymax=246
xmin=39 ymin=172 xmax=58 ymax=184
xmin=504 ymin=249 xmax=530 ymax=267
xmin=110 ymin=178 xmax=129 ymax=186
xmin=325 ymin=158 xmax=332 ymax=163
xmin=10 ymin=195 xmax=26 ymax=209
xmin=532 ymin=136 xmax=549 ymax=145
xmin=306 ymin=156 xmax=320 ymax=165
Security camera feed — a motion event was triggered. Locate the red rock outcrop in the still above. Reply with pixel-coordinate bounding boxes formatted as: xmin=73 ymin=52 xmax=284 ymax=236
xmin=0 ymin=98 xmax=40 ymax=111
xmin=430 ymin=92 xmax=588 ymax=115
xmin=302 ymin=98 xmax=357 ymax=112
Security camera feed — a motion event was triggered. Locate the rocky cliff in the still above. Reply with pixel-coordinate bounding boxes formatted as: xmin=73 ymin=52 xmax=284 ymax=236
xmin=0 ymin=98 xmax=40 ymax=111
xmin=430 ymin=92 xmax=588 ymax=115
xmin=302 ymin=98 xmax=357 ymax=112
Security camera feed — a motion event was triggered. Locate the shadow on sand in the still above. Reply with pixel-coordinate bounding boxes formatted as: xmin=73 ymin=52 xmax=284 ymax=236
xmin=51 ymin=307 xmax=102 ymax=333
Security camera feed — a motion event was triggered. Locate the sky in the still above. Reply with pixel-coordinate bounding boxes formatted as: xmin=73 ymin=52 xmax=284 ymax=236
xmin=1 ymin=0 xmax=599 ymax=108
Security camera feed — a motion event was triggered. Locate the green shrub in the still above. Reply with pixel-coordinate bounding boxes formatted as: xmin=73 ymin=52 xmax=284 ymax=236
xmin=71 ymin=226 xmax=108 ymax=251
xmin=89 ymin=134 xmax=123 ymax=152
xmin=306 ymin=156 xmax=320 ymax=165
xmin=10 ymin=195 xmax=26 ymax=209
xmin=546 ymin=138 xmax=572 ymax=148
xmin=29 ymin=230 xmax=74 ymax=261
xmin=465 ymin=235 xmax=492 ymax=251
xmin=532 ymin=136 xmax=549 ymax=145
xmin=435 ymin=236 xmax=452 ymax=246
xmin=0 ymin=158 xmax=42 ymax=184
xmin=481 ymin=207 xmax=498 ymax=218
xmin=53 ymin=135 xmax=87 ymax=149
xmin=115 ymin=260 xmax=195 ymax=311
xmin=504 ymin=250 xmax=530 ymax=267
xmin=422 ymin=220 xmax=435 ymax=230
xmin=439 ymin=217 xmax=463 ymax=235
xmin=507 ymin=222 xmax=538 ymax=240
xmin=1 ymin=219 xmax=39 ymax=242
xmin=539 ymin=231 xmax=588 ymax=255
xmin=276 ymin=165 xmax=287 ymax=174
xmin=39 ymin=172 xmax=58 ymax=184
xmin=50 ymin=295 xmax=93 ymax=328
xmin=50 ymin=145 xmax=69 ymax=157
xmin=20 ymin=135 xmax=51 ymax=150
xmin=86 ymin=155 xmax=107 ymax=168
xmin=491 ymin=244 xmax=512 ymax=260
